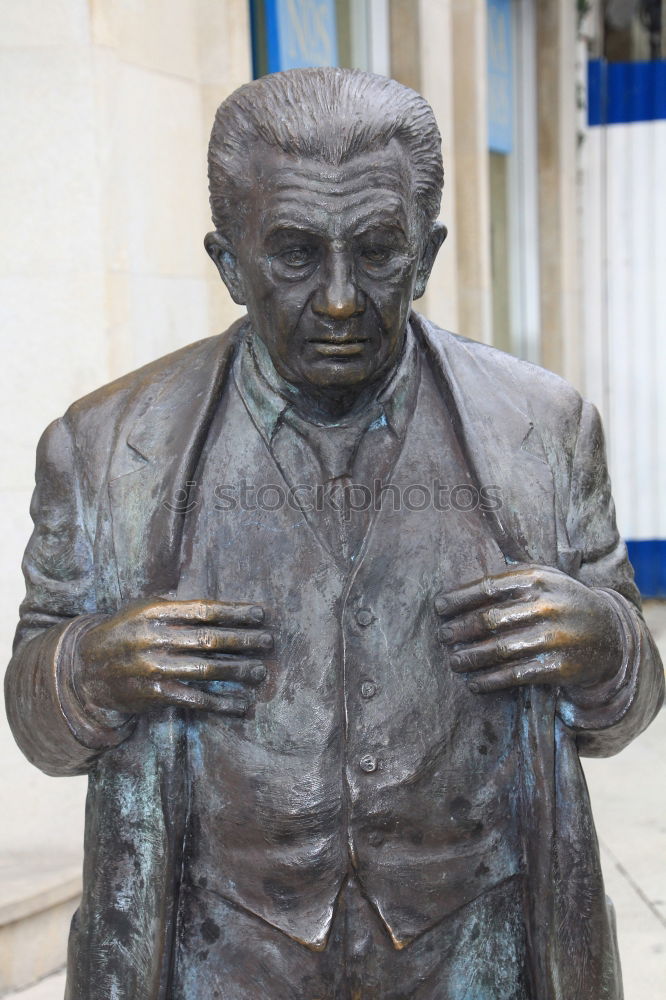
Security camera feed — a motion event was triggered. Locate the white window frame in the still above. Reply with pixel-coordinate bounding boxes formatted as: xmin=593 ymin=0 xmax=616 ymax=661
xmin=349 ymin=0 xmax=390 ymax=75
xmin=508 ymin=0 xmax=541 ymax=363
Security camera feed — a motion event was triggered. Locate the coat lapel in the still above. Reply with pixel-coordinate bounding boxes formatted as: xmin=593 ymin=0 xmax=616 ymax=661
xmin=108 ymin=320 xmax=246 ymax=601
xmin=412 ymin=317 xmax=611 ymax=1000
xmin=94 ymin=321 xmax=246 ymax=1000
xmin=108 ymin=312 xmax=560 ymax=603
xmin=414 ymin=312 xmax=559 ymax=567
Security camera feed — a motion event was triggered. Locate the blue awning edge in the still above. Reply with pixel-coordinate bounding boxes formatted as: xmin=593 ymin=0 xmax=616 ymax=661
xmin=588 ymin=59 xmax=666 ymax=126
xmin=626 ymin=539 xmax=666 ymax=598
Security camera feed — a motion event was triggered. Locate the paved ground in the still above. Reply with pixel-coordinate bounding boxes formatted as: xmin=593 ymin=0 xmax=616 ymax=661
xmin=7 ymin=606 xmax=666 ymax=1000
xmin=582 ymin=600 xmax=666 ymax=999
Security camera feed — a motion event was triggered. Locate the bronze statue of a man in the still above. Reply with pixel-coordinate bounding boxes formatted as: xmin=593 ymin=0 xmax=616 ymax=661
xmin=5 ymin=68 xmax=663 ymax=999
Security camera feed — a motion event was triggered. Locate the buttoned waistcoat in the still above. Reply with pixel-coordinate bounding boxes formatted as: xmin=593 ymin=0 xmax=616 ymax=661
xmin=5 ymin=313 xmax=664 ymax=1000
xmin=178 ymin=354 xmax=521 ymax=949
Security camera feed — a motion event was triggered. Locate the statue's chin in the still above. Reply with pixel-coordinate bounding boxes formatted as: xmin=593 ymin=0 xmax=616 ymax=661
xmin=299 ymin=371 xmax=381 ymax=404
xmin=304 ymin=366 xmax=370 ymax=388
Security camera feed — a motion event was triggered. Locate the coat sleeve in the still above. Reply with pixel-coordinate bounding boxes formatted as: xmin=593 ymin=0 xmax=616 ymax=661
xmin=557 ymin=400 xmax=664 ymax=756
xmin=4 ymin=416 xmax=134 ymax=777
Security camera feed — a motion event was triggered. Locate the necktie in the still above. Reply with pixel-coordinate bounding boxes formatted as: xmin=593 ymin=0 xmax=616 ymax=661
xmin=283 ymin=404 xmax=382 ymax=562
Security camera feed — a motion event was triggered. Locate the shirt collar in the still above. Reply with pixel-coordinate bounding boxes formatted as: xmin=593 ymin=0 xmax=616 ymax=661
xmin=234 ymin=323 xmax=419 ymax=447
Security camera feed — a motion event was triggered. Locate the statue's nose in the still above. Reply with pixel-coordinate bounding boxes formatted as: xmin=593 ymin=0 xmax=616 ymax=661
xmin=312 ymin=252 xmax=364 ymax=319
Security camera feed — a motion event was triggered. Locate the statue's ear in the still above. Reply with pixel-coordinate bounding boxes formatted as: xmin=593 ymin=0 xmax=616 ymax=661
xmin=413 ymin=221 xmax=447 ymax=300
xmin=204 ymin=231 xmax=247 ymax=305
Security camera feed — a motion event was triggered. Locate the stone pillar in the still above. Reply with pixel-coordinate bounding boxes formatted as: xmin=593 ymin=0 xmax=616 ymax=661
xmin=0 ymin=1 xmax=253 ymax=988
xmin=196 ymin=0 xmax=253 ymax=334
xmin=389 ymin=0 xmax=460 ymax=335
xmin=417 ymin=0 xmax=460 ymax=335
xmin=448 ymin=0 xmax=493 ymax=344
xmin=536 ymin=0 xmax=582 ymax=385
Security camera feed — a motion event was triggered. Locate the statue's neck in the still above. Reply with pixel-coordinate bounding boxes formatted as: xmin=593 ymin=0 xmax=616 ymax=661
xmin=287 ymin=380 xmax=383 ymax=424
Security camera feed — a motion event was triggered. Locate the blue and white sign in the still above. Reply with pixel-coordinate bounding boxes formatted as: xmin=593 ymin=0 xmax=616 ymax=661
xmin=588 ymin=59 xmax=666 ymax=125
xmin=487 ymin=0 xmax=514 ymax=154
xmin=264 ymin=0 xmax=338 ymax=73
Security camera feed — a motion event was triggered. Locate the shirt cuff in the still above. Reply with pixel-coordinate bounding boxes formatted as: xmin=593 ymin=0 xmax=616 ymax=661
xmin=54 ymin=614 xmax=137 ymax=751
xmin=562 ymin=587 xmax=637 ymax=710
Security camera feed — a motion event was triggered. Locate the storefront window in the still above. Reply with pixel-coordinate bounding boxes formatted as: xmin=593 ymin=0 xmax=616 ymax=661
xmin=487 ymin=0 xmax=540 ymax=362
xmin=250 ymin=0 xmax=389 ymax=77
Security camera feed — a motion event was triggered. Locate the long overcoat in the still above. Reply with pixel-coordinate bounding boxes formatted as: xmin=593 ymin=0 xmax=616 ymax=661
xmin=5 ymin=314 xmax=664 ymax=999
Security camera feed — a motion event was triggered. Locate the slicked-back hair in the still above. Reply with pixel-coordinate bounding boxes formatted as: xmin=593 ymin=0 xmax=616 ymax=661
xmin=207 ymin=67 xmax=443 ymax=241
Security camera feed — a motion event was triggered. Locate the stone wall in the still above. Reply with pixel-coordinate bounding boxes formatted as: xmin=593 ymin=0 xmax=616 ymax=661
xmin=0 ymin=0 xmax=251 ymax=865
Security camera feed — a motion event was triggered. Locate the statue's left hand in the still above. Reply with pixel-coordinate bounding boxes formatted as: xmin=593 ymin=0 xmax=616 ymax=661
xmin=435 ymin=565 xmax=624 ymax=693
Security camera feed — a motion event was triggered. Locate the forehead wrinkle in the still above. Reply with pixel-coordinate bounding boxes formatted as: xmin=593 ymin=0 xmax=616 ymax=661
xmin=267 ymin=174 xmax=409 ymax=199
xmin=261 ymin=207 xmax=410 ymax=242
xmin=259 ymin=200 xmax=325 ymax=233
xmin=257 ymin=153 xmax=415 ymax=240
xmin=266 ymin=158 xmax=412 ymax=192
xmin=261 ymin=192 xmax=410 ymax=226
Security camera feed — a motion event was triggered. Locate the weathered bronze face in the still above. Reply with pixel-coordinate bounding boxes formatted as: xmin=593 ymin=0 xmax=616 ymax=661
xmin=207 ymin=138 xmax=445 ymax=398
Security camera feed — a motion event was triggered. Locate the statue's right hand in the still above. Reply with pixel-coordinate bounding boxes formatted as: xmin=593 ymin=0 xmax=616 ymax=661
xmin=75 ymin=599 xmax=272 ymax=718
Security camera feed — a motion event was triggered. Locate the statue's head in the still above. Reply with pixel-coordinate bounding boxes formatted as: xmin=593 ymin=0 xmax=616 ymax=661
xmin=205 ymin=67 xmax=446 ymax=399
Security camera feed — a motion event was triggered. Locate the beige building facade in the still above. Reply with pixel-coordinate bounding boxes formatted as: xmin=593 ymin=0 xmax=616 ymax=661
xmin=0 ymin=0 xmax=585 ymax=989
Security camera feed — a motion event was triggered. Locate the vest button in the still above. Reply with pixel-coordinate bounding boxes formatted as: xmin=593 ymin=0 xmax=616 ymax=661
xmin=359 ymin=754 xmax=378 ymax=773
xmin=356 ymin=609 xmax=374 ymax=626
xmin=367 ymin=830 xmax=384 ymax=847
xmin=360 ymin=681 xmax=377 ymax=699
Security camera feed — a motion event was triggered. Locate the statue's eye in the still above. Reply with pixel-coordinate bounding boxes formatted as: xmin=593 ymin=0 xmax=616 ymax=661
xmin=280 ymin=247 xmax=314 ymax=267
xmin=361 ymin=246 xmax=392 ymax=266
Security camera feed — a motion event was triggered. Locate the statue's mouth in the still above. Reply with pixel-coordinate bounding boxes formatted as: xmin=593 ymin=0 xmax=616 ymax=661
xmin=308 ymin=338 xmax=369 ymax=357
